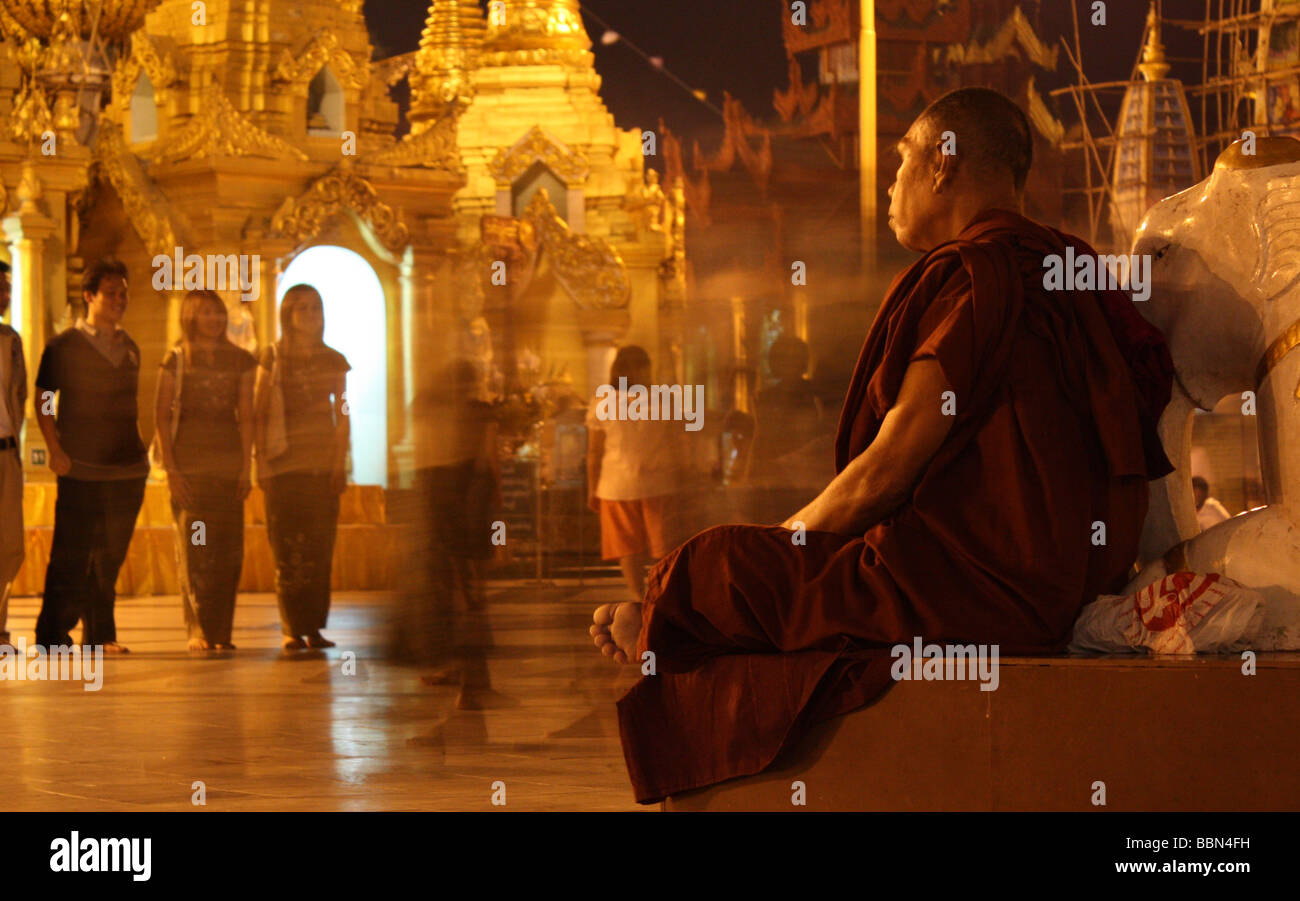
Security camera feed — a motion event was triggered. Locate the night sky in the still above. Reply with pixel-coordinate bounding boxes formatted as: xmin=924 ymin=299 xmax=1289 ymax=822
xmin=363 ymin=0 xmax=1219 ymax=148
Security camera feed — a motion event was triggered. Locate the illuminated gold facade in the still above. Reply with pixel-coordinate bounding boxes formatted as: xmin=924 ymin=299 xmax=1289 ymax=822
xmin=429 ymin=0 xmax=686 ymax=399
xmin=0 ymin=0 xmax=685 ymax=485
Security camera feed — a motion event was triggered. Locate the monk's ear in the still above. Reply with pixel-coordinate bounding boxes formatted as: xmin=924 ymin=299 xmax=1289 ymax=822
xmin=931 ymin=141 xmax=957 ymax=193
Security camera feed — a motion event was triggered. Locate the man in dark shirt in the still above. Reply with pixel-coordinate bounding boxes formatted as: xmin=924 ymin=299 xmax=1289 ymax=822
xmin=33 ymin=259 xmax=148 ymax=652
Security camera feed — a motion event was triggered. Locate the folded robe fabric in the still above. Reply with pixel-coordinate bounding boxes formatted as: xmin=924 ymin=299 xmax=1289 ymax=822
xmin=615 ymin=208 xmax=1176 ymax=804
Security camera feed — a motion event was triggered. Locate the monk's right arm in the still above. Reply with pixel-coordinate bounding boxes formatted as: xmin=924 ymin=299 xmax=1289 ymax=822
xmin=784 ymin=357 xmax=954 ymax=535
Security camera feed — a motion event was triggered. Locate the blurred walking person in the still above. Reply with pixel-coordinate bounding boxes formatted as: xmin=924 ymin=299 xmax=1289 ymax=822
xmin=155 ymin=290 xmax=256 ymax=651
xmin=33 ymin=259 xmax=148 ymax=652
xmin=254 ymin=284 xmax=350 ymax=651
xmin=409 ymin=359 xmax=506 ymax=709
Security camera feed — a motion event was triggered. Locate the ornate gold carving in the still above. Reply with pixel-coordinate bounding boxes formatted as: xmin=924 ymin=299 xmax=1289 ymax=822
xmin=2 ymin=0 xmax=159 ymax=41
xmin=410 ymin=0 xmax=484 ymax=127
xmin=367 ymin=115 xmax=464 ymax=173
xmin=659 ymin=177 xmax=687 ymax=308
xmin=15 ymin=158 xmax=44 ymax=217
xmin=624 ymin=169 xmax=668 ymax=234
xmin=523 ymin=189 xmax=629 ymax=310
xmin=480 ymin=0 xmax=592 ymax=69
xmin=270 ymin=161 xmax=410 ymax=253
xmin=452 ymin=241 xmax=495 ymax=321
xmin=110 ymin=30 xmax=176 ymax=113
xmin=781 ymin=0 xmax=852 ymax=55
xmin=488 ymin=126 xmax=589 ymax=186
xmin=7 ymin=78 xmax=54 ymax=142
xmin=151 ymin=85 xmax=309 ymax=164
xmin=945 ymin=5 xmax=1059 ymax=71
xmin=273 ymin=30 xmax=368 ymax=93
xmin=92 ymin=120 xmax=185 ymax=259
xmin=373 ymin=52 xmax=417 ymax=88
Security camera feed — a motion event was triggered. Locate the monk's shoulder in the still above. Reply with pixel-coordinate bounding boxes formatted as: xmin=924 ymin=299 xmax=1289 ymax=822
xmin=910 ymin=250 xmax=973 ymax=316
xmin=917 ymin=248 xmax=971 ymax=293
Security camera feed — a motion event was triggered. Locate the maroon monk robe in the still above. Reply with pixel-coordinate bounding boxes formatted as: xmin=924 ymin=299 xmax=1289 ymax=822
xmin=614 ymin=208 xmax=1175 ymax=804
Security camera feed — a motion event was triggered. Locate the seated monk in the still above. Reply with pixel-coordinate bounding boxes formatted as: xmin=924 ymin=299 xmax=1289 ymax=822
xmin=590 ymin=87 xmax=1175 ymax=804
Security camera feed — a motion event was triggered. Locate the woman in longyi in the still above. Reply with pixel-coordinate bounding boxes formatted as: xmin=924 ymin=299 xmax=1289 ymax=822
xmin=154 ymin=289 xmax=257 ymax=651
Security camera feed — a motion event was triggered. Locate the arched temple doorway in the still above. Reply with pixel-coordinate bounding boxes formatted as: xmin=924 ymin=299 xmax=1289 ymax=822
xmin=278 ymin=245 xmax=388 ymax=487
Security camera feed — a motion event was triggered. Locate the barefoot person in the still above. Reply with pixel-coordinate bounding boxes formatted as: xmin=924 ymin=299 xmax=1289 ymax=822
xmin=0 ymin=261 xmax=26 ymax=652
xmin=155 ymin=290 xmax=256 ymax=651
xmin=33 ymin=259 xmax=149 ymax=653
xmin=592 ymin=88 xmax=1176 ymax=803
xmin=585 ymin=346 xmax=684 ymax=602
xmin=254 ymin=284 xmax=350 ymax=651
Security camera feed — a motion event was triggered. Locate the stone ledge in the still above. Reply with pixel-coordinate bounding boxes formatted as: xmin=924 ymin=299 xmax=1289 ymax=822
xmin=665 ymin=653 xmax=1300 ymax=811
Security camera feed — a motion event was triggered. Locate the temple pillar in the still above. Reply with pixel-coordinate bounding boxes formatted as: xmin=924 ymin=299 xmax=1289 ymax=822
xmin=3 ymin=164 xmax=59 ymax=477
xmin=395 ymin=246 xmax=456 ymax=487
xmin=578 ymin=309 xmax=630 ymax=401
xmin=257 ymin=238 xmax=298 ymax=344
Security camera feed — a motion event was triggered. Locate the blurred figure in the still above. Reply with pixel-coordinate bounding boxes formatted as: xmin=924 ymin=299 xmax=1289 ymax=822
xmin=34 ymin=259 xmax=148 ymax=653
xmin=1193 ymin=476 xmax=1231 ymax=531
xmin=749 ymin=335 xmax=826 ymax=522
xmin=226 ymin=298 xmax=258 ymax=355
xmin=254 ymin=284 xmax=350 ymax=651
xmin=753 ymin=336 xmax=822 ymax=466
xmin=155 ymin=290 xmax=256 ymax=651
xmin=409 ymin=359 xmax=505 ymax=709
xmin=0 ymin=261 xmax=25 ymax=652
xmin=586 ymin=346 xmax=685 ymax=600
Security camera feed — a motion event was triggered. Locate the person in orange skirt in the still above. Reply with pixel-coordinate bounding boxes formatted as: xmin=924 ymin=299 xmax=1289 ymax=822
xmin=585 ymin=346 xmax=686 ymax=600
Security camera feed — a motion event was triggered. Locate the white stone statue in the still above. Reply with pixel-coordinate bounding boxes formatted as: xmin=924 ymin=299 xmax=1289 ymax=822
xmin=1127 ymin=136 xmax=1300 ymax=613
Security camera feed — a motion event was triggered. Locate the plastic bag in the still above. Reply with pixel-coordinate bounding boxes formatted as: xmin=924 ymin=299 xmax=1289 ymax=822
xmin=1070 ymin=571 xmax=1264 ymax=655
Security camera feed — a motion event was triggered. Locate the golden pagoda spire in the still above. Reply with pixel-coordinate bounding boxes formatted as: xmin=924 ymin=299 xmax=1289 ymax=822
xmin=409 ymin=0 xmax=486 ymax=132
xmin=1137 ymin=3 xmax=1170 ymax=82
xmin=479 ymin=0 xmax=594 ymax=70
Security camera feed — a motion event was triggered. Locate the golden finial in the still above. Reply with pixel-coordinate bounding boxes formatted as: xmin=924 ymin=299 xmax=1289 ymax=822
xmin=1137 ymin=3 xmax=1170 ymax=82
xmin=410 ymin=1 xmax=485 ymax=129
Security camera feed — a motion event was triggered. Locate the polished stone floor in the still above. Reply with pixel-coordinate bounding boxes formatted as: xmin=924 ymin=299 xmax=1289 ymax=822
xmin=0 ymin=579 xmax=648 ymax=811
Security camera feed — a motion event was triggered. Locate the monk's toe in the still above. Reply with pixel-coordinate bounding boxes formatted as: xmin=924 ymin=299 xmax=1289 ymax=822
xmin=592 ymin=603 xmax=617 ymax=626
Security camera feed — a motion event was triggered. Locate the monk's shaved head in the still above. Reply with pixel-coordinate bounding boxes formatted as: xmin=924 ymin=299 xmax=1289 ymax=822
xmin=888 ymin=87 xmax=1033 ymax=252
xmin=915 ymin=87 xmax=1034 ymax=191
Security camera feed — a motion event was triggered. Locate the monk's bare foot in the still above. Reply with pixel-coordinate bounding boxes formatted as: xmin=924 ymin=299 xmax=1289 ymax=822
xmin=589 ymin=602 xmax=642 ymax=664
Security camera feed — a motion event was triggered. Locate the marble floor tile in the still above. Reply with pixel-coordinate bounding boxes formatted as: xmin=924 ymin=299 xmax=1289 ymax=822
xmin=0 ymin=580 xmax=647 ymax=812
